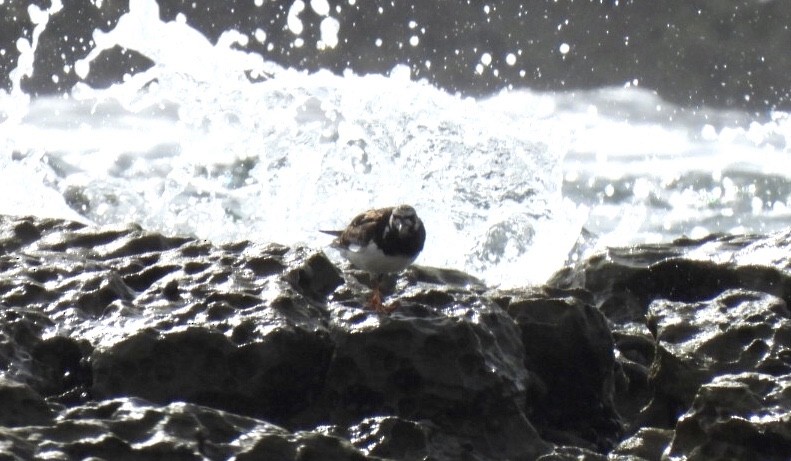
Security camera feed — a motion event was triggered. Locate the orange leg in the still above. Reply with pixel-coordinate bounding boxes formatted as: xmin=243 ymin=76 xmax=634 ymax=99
xmin=367 ymin=275 xmax=399 ymax=313
xmin=368 ymin=283 xmax=385 ymax=312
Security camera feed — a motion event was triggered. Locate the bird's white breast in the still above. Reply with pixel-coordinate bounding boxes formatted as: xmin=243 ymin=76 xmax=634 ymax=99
xmin=340 ymin=241 xmax=417 ymax=274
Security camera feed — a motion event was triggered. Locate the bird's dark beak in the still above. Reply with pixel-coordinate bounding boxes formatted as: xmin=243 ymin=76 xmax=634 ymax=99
xmin=396 ymin=218 xmax=413 ymax=235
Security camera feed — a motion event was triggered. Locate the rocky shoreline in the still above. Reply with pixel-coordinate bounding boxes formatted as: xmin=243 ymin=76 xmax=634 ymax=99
xmin=1 ymin=214 xmax=790 ymax=460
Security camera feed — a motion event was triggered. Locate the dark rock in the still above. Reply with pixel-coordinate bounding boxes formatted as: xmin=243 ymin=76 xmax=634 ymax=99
xmin=611 ymin=327 xmax=655 ymax=429
xmin=644 ymin=289 xmax=791 ymax=427
xmin=338 ymin=414 xmax=544 ymax=461
xmin=5 ymin=214 xmax=791 ymax=460
xmin=245 ymin=254 xmax=287 ymax=277
xmin=0 ymin=300 xmax=57 ymax=389
xmin=549 ymin=230 xmax=791 ymax=318
xmin=535 ymin=445 xmax=607 ymax=461
xmin=319 ymin=287 xmax=549 ymax=460
xmin=410 ymin=265 xmax=487 ymax=289
xmin=549 ymin=227 xmax=791 ymax=457
xmin=340 ymin=417 xmax=433 ymax=459
xmin=0 ymin=215 xmax=555 ymax=459
xmin=0 ymin=215 xmax=75 ymax=253
xmin=236 ymin=430 xmax=367 ymax=461
xmin=283 ymin=247 xmax=344 ymax=300
xmin=103 ymin=232 xmax=192 ymax=259
xmin=500 ymin=289 xmax=621 ymax=451
xmin=0 ymin=397 xmax=368 ymax=460
xmin=37 ymin=224 xmax=136 ymax=252
xmin=667 ymin=373 xmax=791 ymax=461
xmin=609 ymin=427 xmax=674 ymax=461
xmin=30 ymin=335 xmax=92 ymax=400
xmin=91 ymin=325 xmax=334 ymax=426
xmin=0 ymin=377 xmax=54 ymax=427
xmin=122 ymin=263 xmax=181 ymax=291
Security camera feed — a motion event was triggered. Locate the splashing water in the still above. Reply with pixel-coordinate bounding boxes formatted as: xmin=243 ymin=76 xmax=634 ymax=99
xmin=1 ymin=0 xmax=790 ymax=287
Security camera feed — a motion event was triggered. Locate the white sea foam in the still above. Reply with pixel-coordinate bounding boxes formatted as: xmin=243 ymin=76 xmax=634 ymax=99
xmin=1 ymin=0 xmax=790 ymax=286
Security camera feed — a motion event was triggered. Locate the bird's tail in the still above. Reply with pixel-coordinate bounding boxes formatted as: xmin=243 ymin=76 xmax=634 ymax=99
xmin=319 ymin=230 xmax=343 ymax=237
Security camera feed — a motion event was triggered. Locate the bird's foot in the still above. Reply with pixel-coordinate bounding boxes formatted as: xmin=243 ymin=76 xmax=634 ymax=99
xmin=381 ymin=300 xmax=400 ymax=313
xmin=367 ymin=289 xmax=400 ymax=314
xmin=370 ymin=300 xmax=400 ymax=314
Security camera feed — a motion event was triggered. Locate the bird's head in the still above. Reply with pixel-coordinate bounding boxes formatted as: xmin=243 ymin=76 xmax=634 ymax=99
xmin=390 ymin=205 xmax=420 ymax=237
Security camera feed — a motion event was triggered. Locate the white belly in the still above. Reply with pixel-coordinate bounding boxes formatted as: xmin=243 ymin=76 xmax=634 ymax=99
xmin=339 ymin=241 xmax=417 ymax=274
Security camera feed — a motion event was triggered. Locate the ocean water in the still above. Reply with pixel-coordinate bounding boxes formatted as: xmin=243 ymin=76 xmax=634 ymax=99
xmin=1 ymin=0 xmax=790 ymax=287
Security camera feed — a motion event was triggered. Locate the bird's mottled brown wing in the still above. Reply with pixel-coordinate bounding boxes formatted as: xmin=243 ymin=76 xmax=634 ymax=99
xmin=336 ymin=207 xmax=393 ymax=248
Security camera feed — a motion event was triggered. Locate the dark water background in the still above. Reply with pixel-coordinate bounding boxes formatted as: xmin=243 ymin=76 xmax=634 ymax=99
xmin=2 ymin=0 xmax=789 ymax=111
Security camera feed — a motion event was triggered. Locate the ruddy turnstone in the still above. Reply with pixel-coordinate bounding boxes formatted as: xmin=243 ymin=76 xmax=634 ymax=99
xmin=321 ymin=204 xmax=426 ymax=313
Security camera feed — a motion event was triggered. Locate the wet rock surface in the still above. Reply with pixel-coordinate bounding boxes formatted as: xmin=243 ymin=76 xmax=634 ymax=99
xmin=1 ymin=397 xmax=368 ymax=461
xmin=550 ymin=229 xmax=791 ymax=460
xmin=498 ymin=290 xmax=621 ymax=452
xmin=2 ymin=214 xmax=791 ymax=460
xmin=667 ymin=372 xmax=791 ymax=461
xmin=645 ymin=289 xmax=791 ymax=426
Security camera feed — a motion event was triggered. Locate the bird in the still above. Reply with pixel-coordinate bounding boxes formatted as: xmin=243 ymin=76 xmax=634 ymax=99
xmin=321 ymin=205 xmax=426 ymax=313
